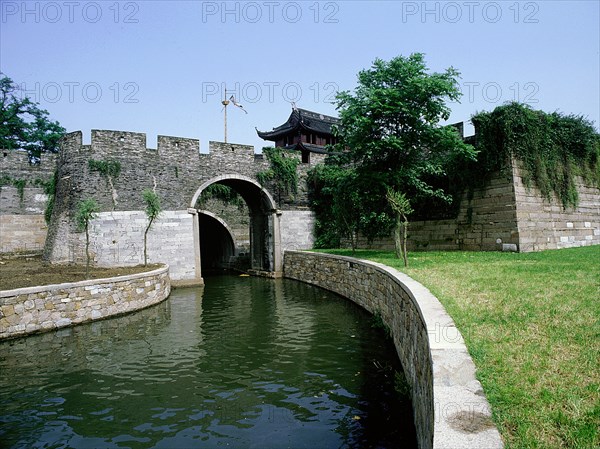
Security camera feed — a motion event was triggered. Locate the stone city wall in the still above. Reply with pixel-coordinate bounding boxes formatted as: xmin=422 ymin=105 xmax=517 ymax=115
xmin=512 ymin=163 xmax=600 ymax=251
xmin=284 ymin=251 xmax=503 ymax=449
xmin=1 ymin=151 xmax=56 ymax=254
xmin=279 ymin=210 xmax=315 ymax=251
xmin=43 ymin=131 xmax=316 ymax=280
xmin=357 ymin=160 xmax=599 ymax=253
xmin=0 ymin=214 xmax=47 ymax=254
xmin=0 ymin=265 xmax=170 ymax=341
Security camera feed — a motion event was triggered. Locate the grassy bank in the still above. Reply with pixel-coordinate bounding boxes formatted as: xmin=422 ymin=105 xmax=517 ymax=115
xmin=316 ymin=246 xmax=599 ymax=449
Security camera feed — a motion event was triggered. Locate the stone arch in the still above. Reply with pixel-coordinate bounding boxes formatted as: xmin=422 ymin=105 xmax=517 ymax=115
xmin=188 ymin=174 xmax=282 ymax=281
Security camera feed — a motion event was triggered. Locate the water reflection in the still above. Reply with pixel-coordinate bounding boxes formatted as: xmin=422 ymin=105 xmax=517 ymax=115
xmin=0 ymin=276 xmax=416 ymax=448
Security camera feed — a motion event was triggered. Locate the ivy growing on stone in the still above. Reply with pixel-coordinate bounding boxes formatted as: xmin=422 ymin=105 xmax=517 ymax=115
xmin=88 ymin=159 xmax=121 ymax=178
xmin=257 ymin=147 xmax=300 ymax=204
xmin=88 ymin=159 xmax=121 ymax=209
xmin=197 ymin=184 xmax=245 ymax=210
xmin=471 ymin=102 xmax=599 ymax=209
xmin=0 ymin=176 xmax=27 ymax=202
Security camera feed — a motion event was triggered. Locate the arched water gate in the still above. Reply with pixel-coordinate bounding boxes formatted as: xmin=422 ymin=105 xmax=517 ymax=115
xmin=197 ymin=210 xmax=237 ymax=271
xmin=189 ymin=174 xmax=282 ymax=281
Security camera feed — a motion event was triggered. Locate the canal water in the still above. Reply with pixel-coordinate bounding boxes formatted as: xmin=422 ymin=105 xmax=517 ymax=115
xmin=0 ymin=276 xmax=417 ymax=448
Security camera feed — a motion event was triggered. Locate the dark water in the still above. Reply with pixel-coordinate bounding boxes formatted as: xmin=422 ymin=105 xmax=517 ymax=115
xmin=0 ymin=276 xmax=416 ymax=449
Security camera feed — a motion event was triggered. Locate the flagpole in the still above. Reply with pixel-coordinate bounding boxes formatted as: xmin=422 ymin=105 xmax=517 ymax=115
xmin=222 ymin=87 xmax=230 ymax=143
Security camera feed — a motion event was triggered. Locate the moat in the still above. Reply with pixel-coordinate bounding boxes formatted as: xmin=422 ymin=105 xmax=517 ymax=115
xmin=0 ymin=276 xmax=417 ymax=448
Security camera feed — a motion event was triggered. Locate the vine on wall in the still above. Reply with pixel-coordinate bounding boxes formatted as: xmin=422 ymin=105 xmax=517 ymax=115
xmin=471 ymin=102 xmax=599 ymax=209
xmin=197 ymin=184 xmax=245 ymax=210
xmin=88 ymin=159 xmax=121 ymax=209
xmin=256 ymin=147 xmax=300 ymax=204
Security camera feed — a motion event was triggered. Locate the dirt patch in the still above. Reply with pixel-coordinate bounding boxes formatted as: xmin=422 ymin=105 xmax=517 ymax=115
xmin=0 ymin=255 xmax=162 ymax=291
xmin=447 ymin=411 xmax=496 ymax=433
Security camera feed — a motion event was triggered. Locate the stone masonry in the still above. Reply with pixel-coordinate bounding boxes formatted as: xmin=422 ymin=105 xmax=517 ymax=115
xmin=42 ymin=131 xmax=317 ymax=284
xmin=0 ymin=265 xmax=170 ymax=340
xmin=358 ymin=159 xmax=599 ymax=252
xmin=0 ymin=151 xmax=56 ymax=254
xmin=284 ymin=250 xmax=503 ymax=449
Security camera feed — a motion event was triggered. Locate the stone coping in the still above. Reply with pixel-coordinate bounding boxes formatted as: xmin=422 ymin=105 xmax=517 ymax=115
xmin=284 ymin=251 xmax=504 ymax=449
xmin=0 ymin=265 xmax=171 ymax=341
xmin=0 ymin=265 xmax=168 ymax=298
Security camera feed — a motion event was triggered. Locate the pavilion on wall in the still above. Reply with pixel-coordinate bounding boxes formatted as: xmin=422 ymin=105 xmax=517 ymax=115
xmin=256 ymin=107 xmax=340 ymax=164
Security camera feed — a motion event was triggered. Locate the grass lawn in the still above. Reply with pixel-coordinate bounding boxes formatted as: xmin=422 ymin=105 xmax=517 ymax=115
xmin=316 ymin=246 xmax=599 ymax=449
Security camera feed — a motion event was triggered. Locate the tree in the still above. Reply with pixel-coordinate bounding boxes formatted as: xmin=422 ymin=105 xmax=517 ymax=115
xmin=386 ymin=188 xmax=413 ymax=267
xmin=0 ymin=74 xmax=65 ymax=159
xmin=142 ymin=189 xmax=161 ymax=266
xmin=75 ymin=199 xmax=99 ymax=278
xmin=330 ymin=53 xmax=476 ymax=255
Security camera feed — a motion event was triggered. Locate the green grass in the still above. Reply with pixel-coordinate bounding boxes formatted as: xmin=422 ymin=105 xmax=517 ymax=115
xmin=315 ymin=247 xmax=600 ymax=449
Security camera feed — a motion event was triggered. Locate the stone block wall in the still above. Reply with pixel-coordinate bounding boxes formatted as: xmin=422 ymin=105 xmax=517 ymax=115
xmin=48 ymin=210 xmax=196 ymax=284
xmin=512 ymin=163 xmax=600 ymax=251
xmin=0 ymin=265 xmax=170 ymax=340
xmin=284 ymin=251 xmax=503 ymax=449
xmin=1 ymin=151 xmax=56 ymax=254
xmin=0 ymin=214 xmax=47 ymax=254
xmin=0 ymin=150 xmax=56 ymax=179
xmin=52 ymin=131 xmax=276 ymax=213
xmin=279 ymin=210 xmax=315 ymax=251
xmin=357 ymin=160 xmax=599 ymax=253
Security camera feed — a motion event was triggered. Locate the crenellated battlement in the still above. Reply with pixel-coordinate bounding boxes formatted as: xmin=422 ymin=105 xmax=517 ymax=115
xmin=58 ymin=130 xmax=265 ymax=164
xmin=45 ymin=129 xmax=290 ymax=215
xmin=0 ymin=149 xmax=57 ymax=179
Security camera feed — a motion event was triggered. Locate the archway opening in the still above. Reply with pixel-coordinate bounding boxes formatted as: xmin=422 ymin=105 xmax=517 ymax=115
xmin=190 ymin=175 xmax=281 ymax=281
xmin=198 ymin=212 xmax=237 ymax=274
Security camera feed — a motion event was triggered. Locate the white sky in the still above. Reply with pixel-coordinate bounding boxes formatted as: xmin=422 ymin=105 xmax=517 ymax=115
xmin=2 ymin=1 xmax=599 ymax=152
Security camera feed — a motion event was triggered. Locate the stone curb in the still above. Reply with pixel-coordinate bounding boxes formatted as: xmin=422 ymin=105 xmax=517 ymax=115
xmin=283 ymin=251 xmax=504 ymax=449
xmin=0 ymin=265 xmax=171 ymax=340
xmin=0 ymin=265 xmax=168 ymax=298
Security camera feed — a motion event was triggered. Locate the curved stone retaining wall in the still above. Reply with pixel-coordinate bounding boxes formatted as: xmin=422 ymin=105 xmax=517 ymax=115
xmin=284 ymin=251 xmax=503 ymax=449
xmin=0 ymin=265 xmax=170 ymax=340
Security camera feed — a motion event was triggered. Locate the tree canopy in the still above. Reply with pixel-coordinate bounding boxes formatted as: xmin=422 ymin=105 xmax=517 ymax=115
xmin=310 ymin=54 xmax=476 ymax=247
xmin=0 ymin=74 xmax=65 ymax=159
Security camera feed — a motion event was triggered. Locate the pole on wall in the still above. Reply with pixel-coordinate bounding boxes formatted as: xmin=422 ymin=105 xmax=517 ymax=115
xmin=222 ymin=88 xmax=230 ymax=143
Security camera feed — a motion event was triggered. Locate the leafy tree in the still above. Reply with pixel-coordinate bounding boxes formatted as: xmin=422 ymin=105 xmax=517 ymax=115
xmin=142 ymin=189 xmax=161 ymax=266
xmin=0 ymin=74 xmax=65 ymax=159
xmin=322 ymin=54 xmax=476 ymax=255
xmin=75 ymin=199 xmax=99 ymax=278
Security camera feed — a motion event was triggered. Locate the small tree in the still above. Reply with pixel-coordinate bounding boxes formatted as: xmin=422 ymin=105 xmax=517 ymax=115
xmin=142 ymin=189 xmax=161 ymax=266
xmin=75 ymin=199 xmax=99 ymax=278
xmin=386 ymin=188 xmax=413 ymax=267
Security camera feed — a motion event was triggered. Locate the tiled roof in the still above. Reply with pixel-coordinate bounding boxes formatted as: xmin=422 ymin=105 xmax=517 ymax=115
xmin=257 ymin=108 xmax=340 ymax=140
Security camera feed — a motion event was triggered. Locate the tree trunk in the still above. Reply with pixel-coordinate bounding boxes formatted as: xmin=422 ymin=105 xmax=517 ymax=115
xmin=85 ymin=225 xmax=90 ymax=279
xmin=401 ymin=214 xmax=409 ymax=268
xmin=144 ymin=217 xmax=154 ymax=266
xmin=394 ymin=215 xmax=402 ymax=259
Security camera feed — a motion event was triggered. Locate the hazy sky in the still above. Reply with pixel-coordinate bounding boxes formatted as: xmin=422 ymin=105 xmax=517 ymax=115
xmin=2 ymin=1 xmax=599 ymax=152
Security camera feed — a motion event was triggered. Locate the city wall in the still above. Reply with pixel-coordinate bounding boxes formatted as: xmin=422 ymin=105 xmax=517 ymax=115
xmin=0 ymin=151 xmax=56 ymax=254
xmin=41 ymin=131 xmax=315 ymax=283
xmin=358 ymin=161 xmax=599 ymax=252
